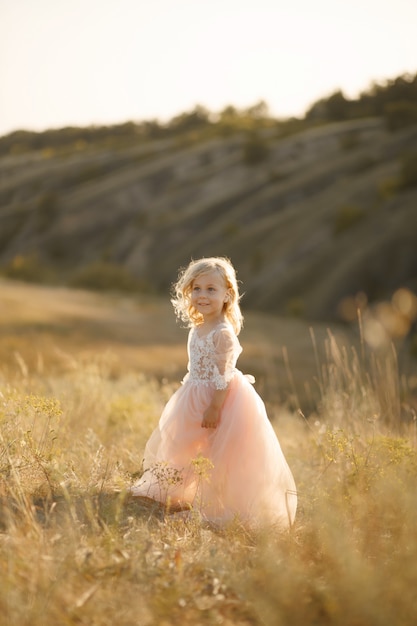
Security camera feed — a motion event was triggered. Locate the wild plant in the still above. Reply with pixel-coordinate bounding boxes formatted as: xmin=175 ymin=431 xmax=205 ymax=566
xmin=1 ymin=293 xmax=417 ymax=625
xmin=0 ymin=389 xmax=62 ymax=497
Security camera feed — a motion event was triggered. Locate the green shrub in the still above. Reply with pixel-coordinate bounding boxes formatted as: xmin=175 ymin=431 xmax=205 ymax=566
xmin=222 ymin=222 xmax=240 ymax=237
xmin=378 ymin=177 xmax=400 ymax=200
xmin=384 ymin=100 xmax=417 ymax=131
xmin=286 ymin=297 xmax=305 ymax=317
xmin=35 ymin=192 xmax=59 ymax=230
xmin=250 ymin=249 xmax=264 ymax=273
xmin=69 ymin=261 xmax=141 ymax=292
xmin=0 ymin=254 xmax=53 ymax=283
xmin=410 ymin=331 xmax=417 ymax=358
xmin=350 ymin=154 xmax=377 ymax=174
xmin=0 ymin=211 xmax=27 ymax=248
xmin=339 ymin=131 xmax=361 ymax=151
xmin=398 ymin=152 xmax=417 ymax=189
xmin=242 ymin=132 xmax=270 ymax=165
xmin=333 ymin=205 xmax=365 ymax=235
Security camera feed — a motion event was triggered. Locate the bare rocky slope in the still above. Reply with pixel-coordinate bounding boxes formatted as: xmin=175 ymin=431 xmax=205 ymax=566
xmin=0 ymin=117 xmax=416 ymax=320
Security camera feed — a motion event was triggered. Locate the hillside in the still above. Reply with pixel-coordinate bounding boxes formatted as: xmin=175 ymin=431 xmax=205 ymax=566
xmin=1 ymin=115 xmax=417 ymax=321
xmin=0 ymin=278 xmax=355 ymax=410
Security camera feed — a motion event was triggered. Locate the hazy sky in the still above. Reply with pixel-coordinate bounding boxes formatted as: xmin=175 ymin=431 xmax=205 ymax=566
xmin=1 ymin=0 xmax=416 ymax=136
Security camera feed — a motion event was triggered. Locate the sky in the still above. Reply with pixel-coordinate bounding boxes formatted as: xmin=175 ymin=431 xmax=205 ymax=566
xmin=1 ymin=0 xmax=417 ymax=136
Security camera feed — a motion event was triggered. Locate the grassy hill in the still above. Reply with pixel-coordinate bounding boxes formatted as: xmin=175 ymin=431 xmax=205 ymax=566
xmin=1 ymin=107 xmax=417 ymax=322
xmin=2 ymin=277 xmax=416 ymax=412
xmin=0 ymin=278 xmax=353 ymax=410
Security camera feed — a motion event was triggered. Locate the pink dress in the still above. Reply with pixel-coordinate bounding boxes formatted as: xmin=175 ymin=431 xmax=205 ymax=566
xmin=131 ymin=321 xmax=297 ymax=528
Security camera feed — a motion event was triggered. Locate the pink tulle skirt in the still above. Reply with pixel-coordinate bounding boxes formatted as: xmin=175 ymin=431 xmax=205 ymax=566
xmin=131 ymin=372 xmax=297 ymax=528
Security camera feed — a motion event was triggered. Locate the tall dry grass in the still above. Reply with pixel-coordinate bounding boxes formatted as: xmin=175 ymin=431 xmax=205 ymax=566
xmin=0 ymin=314 xmax=416 ymax=625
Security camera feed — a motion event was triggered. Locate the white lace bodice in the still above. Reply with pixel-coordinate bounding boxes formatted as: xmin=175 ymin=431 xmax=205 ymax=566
xmin=183 ymin=322 xmax=242 ymax=390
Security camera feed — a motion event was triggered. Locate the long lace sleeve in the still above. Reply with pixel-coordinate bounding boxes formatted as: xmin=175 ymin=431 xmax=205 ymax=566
xmin=212 ymin=326 xmax=241 ymax=390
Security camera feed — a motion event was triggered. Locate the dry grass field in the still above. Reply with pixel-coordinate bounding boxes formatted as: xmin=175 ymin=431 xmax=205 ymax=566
xmin=1 ymin=279 xmax=417 ymax=625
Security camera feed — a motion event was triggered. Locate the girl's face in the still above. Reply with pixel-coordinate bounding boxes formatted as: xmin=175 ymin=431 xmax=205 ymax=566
xmin=190 ymin=270 xmax=229 ymax=323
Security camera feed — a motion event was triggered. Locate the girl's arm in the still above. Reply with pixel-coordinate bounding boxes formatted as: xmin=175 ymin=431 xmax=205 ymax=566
xmin=201 ymin=326 xmax=236 ymax=429
xmin=201 ymin=387 xmax=229 ymax=429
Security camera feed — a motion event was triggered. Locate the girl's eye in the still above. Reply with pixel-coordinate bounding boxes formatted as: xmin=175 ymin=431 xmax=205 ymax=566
xmin=193 ymin=286 xmax=200 ymax=292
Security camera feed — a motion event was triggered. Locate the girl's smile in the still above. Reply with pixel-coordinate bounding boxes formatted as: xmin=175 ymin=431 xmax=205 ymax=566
xmin=191 ymin=271 xmax=229 ymax=322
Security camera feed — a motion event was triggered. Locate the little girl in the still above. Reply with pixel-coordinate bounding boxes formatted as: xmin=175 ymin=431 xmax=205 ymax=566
xmin=131 ymin=257 xmax=297 ymax=528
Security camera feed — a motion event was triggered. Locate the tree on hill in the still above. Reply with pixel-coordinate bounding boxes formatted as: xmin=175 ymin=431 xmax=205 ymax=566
xmin=305 ymin=72 xmax=417 ymax=125
xmin=1 ymin=72 xmax=416 ymax=157
xmin=166 ymin=105 xmax=212 ymax=134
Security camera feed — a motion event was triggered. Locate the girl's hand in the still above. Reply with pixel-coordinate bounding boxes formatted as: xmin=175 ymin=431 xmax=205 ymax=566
xmin=202 ymin=387 xmax=228 ymax=428
xmin=201 ymin=406 xmax=220 ymax=429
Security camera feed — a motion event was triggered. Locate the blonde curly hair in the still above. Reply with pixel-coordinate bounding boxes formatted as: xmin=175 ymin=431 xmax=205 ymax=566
xmin=171 ymin=257 xmax=243 ymax=335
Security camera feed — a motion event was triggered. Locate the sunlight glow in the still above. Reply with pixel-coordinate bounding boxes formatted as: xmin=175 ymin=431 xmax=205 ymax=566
xmin=1 ymin=0 xmax=416 ymax=135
